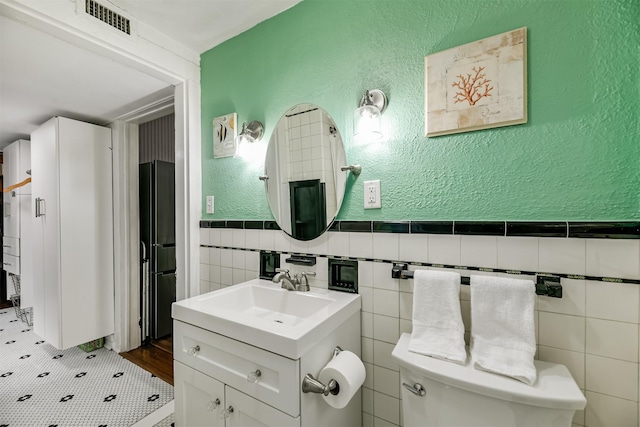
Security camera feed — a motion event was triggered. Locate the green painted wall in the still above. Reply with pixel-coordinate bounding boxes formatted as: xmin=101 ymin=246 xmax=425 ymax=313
xmin=201 ymin=0 xmax=639 ymax=221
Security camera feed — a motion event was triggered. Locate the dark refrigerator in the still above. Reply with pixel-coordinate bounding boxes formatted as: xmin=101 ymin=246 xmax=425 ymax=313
xmin=140 ymin=161 xmax=176 ymax=340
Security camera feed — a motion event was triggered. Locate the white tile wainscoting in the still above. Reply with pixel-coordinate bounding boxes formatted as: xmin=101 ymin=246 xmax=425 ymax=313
xmin=199 ymin=227 xmax=640 ymax=427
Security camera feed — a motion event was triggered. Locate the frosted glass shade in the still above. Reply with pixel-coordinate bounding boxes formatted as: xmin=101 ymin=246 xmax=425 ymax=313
xmin=353 ymin=105 xmax=382 ymax=142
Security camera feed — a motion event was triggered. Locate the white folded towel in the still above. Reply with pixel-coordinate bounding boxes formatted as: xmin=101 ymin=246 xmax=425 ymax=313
xmin=470 ymin=275 xmax=537 ymax=385
xmin=408 ymin=269 xmax=467 ymax=364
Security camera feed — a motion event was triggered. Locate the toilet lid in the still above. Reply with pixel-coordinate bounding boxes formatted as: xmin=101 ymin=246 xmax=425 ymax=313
xmin=392 ymin=333 xmax=586 ymax=410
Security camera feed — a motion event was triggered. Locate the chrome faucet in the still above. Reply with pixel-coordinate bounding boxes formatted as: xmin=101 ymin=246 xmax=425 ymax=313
xmin=272 ymin=268 xmax=315 ymax=292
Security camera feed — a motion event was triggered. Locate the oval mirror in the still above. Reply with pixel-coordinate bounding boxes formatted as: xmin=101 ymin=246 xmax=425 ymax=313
xmin=264 ymin=104 xmax=347 ymax=241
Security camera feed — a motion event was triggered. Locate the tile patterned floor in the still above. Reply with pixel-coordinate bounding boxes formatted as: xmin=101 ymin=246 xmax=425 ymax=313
xmin=0 ymin=309 xmax=173 ymax=427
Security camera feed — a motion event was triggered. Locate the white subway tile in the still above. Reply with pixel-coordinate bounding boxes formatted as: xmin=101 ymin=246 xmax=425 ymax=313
xmin=258 ymin=230 xmax=275 ymax=250
xmin=399 ymin=292 xmax=413 ymax=320
xmin=460 ymin=235 xmax=498 ymax=268
xmin=373 ymin=289 xmax=399 ymax=318
xmin=307 ymin=232 xmax=328 ymax=255
xmin=373 ymin=314 xmax=400 ymax=344
xmin=208 ymin=229 xmax=221 ymax=246
xmin=373 ymin=391 xmax=400 ymax=425
xmin=209 ymin=266 xmax=221 ymax=284
xmin=209 ymin=247 xmax=221 ymax=266
xmin=363 ymin=413 xmax=374 ymax=427
xmin=586 ymin=318 xmax=639 ymax=362
xmin=199 ymin=263 xmax=209 ymax=282
xmin=313 ymin=257 xmax=328 ymax=282
xmin=362 ymin=337 xmax=374 ymax=364
xmin=539 ymin=238 xmax=585 ymax=275
xmin=350 ymin=232 xmax=373 ymax=259
xmin=497 ymin=236 xmax=539 ymax=272
xmin=372 ymin=262 xmax=399 ymax=291
xmin=359 ymin=261 xmax=374 ymax=288
xmin=245 ymin=251 xmax=260 ymax=272
xmin=584 ymin=391 xmax=638 ymax=427
xmin=274 ymin=231 xmax=291 ymax=252
xmin=374 ymin=366 xmax=400 ymax=398
xmin=363 ymin=363 xmax=374 ymax=389
xmin=373 ymin=233 xmax=399 ymax=261
xmin=427 ymin=235 xmax=461 ymax=265
xmin=220 ymin=249 xmax=233 ymax=267
xmin=373 ymin=416 xmax=399 ymax=427
xmin=400 ymin=319 xmax=412 ymax=335
xmin=232 ymin=250 xmax=245 ymax=269
xmin=220 ymin=267 xmax=232 ymax=286
xmin=232 ymin=268 xmax=246 ymax=285
xmin=537 ymin=346 xmax=585 ymax=389
xmin=199 ymin=280 xmax=210 ymax=295
xmin=199 ymin=228 xmax=209 ymax=246
xmin=538 ymin=278 xmax=586 ymax=316
xmin=362 ymin=387 xmax=373 ymax=415
xmin=245 ymin=229 xmax=260 ymax=250
xmin=586 ymin=239 xmax=640 ymax=280
xmin=232 ymin=229 xmax=245 ymax=247
xmin=373 ymin=340 xmax=398 ymax=371
xmin=289 ymin=237 xmax=308 ymax=254
xmin=199 ymin=247 xmax=209 ymax=264
xmin=220 ymin=229 xmax=233 ymax=246
xmin=586 ymin=280 xmax=639 ymax=323
xmin=362 ymin=312 xmax=373 ymax=338
xmin=327 ymin=232 xmax=350 ymax=257
xmin=538 ymin=312 xmax=585 ymax=352
xmin=360 ymin=287 xmax=373 ymax=313
xmin=398 ymin=234 xmax=428 ymax=263
xmin=586 ymin=354 xmax=638 ymax=400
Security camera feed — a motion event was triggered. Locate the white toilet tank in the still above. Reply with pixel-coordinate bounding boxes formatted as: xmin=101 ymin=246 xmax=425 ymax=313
xmin=392 ymin=333 xmax=586 ymax=427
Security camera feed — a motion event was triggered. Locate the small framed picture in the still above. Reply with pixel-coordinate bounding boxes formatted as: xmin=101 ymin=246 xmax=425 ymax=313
xmin=425 ymin=27 xmax=527 ymax=137
xmin=213 ymin=112 xmax=237 ymax=158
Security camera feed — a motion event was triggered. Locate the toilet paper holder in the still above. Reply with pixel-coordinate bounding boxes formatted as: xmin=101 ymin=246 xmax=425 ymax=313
xmin=301 ymin=346 xmax=343 ymax=396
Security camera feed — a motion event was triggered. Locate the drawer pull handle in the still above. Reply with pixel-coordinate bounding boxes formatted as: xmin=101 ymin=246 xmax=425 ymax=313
xmin=187 ymin=345 xmax=200 ymax=356
xmin=220 ymin=406 xmax=234 ymax=419
xmin=402 ymin=382 xmax=426 ymax=397
xmin=206 ymin=398 xmax=220 ymax=411
xmin=3 ymin=262 xmax=12 ymax=266
xmin=247 ymin=369 xmax=261 ymax=383
xmin=3 ymin=244 xmax=11 ymax=248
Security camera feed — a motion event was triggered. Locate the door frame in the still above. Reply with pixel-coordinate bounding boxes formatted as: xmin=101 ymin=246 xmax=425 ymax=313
xmin=1 ymin=2 xmax=202 ymax=353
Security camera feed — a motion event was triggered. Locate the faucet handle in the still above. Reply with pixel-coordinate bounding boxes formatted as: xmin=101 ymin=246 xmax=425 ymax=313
xmin=275 ymin=268 xmax=289 ymax=274
xmin=300 ymin=271 xmax=316 ymax=278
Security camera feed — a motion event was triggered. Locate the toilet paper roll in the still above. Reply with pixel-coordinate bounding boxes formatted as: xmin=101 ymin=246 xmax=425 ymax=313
xmin=318 ymin=350 xmax=366 ymax=409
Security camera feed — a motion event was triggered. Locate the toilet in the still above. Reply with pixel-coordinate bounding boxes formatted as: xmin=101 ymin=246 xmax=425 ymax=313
xmin=392 ymin=333 xmax=586 ymax=427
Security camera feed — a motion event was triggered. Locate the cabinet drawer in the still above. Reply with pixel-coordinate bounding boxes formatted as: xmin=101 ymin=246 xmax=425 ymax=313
xmin=3 ymin=236 xmax=20 ymax=257
xmin=174 ymin=320 xmax=300 ymax=417
xmin=2 ymin=254 xmax=20 ymax=275
xmin=226 ymin=385 xmax=300 ymax=427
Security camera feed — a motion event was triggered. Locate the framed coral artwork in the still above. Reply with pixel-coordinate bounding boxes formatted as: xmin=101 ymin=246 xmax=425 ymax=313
xmin=424 ymin=27 xmax=527 ymax=137
xmin=213 ymin=112 xmax=237 ymax=158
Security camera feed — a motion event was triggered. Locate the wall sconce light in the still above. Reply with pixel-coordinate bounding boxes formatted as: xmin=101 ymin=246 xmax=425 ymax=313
xmin=236 ymin=120 xmax=264 ymax=145
xmin=353 ymin=89 xmax=387 ymax=143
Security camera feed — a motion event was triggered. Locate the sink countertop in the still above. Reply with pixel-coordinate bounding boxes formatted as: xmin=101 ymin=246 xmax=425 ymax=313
xmin=172 ymin=278 xmax=361 ymax=359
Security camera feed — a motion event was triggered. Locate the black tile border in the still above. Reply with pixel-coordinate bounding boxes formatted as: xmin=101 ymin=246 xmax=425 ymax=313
xmin=569 ymin=222 xmax=640 ymax=239
xmin=507 ymin=221 xmax=567 ymax=238
xmin=454 ymin=221 xmax=505 ymax=236
xmin=198 ymin=220 xmax=640 ymax=239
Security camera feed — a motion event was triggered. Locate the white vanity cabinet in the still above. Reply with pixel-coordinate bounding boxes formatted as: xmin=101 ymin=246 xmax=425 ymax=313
xmin=173 ymin=284 xmax=362 ymax=427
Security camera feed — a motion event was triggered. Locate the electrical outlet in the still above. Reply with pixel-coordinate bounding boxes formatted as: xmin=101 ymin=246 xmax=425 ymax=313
xmin=364 ymin=180 xmax=381 ymax=209
xmin=206 ymin=195 xmax=214 ymax=214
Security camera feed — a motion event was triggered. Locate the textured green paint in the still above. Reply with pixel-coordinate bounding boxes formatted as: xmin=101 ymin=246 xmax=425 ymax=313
xmin=201 ymin=0 xmax=640 ymax=221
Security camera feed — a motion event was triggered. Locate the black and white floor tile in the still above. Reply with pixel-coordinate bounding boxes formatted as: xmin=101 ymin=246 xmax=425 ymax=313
xmin=0 ymin=309 xmax=173 ymax=427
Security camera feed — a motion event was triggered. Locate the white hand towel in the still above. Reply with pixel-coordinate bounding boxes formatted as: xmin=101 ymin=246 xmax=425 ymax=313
xmin=408 ymin=270 xmax=467 ymax=364
xmin=470 ymin=275 xmax=537 ymax=385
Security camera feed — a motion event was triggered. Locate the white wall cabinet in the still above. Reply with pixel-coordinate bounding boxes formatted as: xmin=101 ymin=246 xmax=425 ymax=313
xmin=31 ymin=117 xmax=114 ymax=350
xmin=2 ymin=139 xmax=31 ymax=303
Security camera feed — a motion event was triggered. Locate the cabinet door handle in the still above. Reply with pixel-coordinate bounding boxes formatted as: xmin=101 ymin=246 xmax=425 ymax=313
xmin=3 ymin=245 xmax=11 ymax=248
xmin=220 ymin=406 xmax=234 ymax=419
xmin=206 ymin=398 xmax=220 ymax=411
xmin=186 ymin=345 xmax=200 ymax=356
xmin=3 ymin=262 xmax=11 ymax=266
xmin=402 ymin=382 xmax=426 ymax=397
xmin=35 ymin=197 xmax=45 ymax=217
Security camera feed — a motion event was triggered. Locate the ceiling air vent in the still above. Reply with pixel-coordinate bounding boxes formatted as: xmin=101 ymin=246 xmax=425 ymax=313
xmin=85 ymin=0 xmax=131 ymax=35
